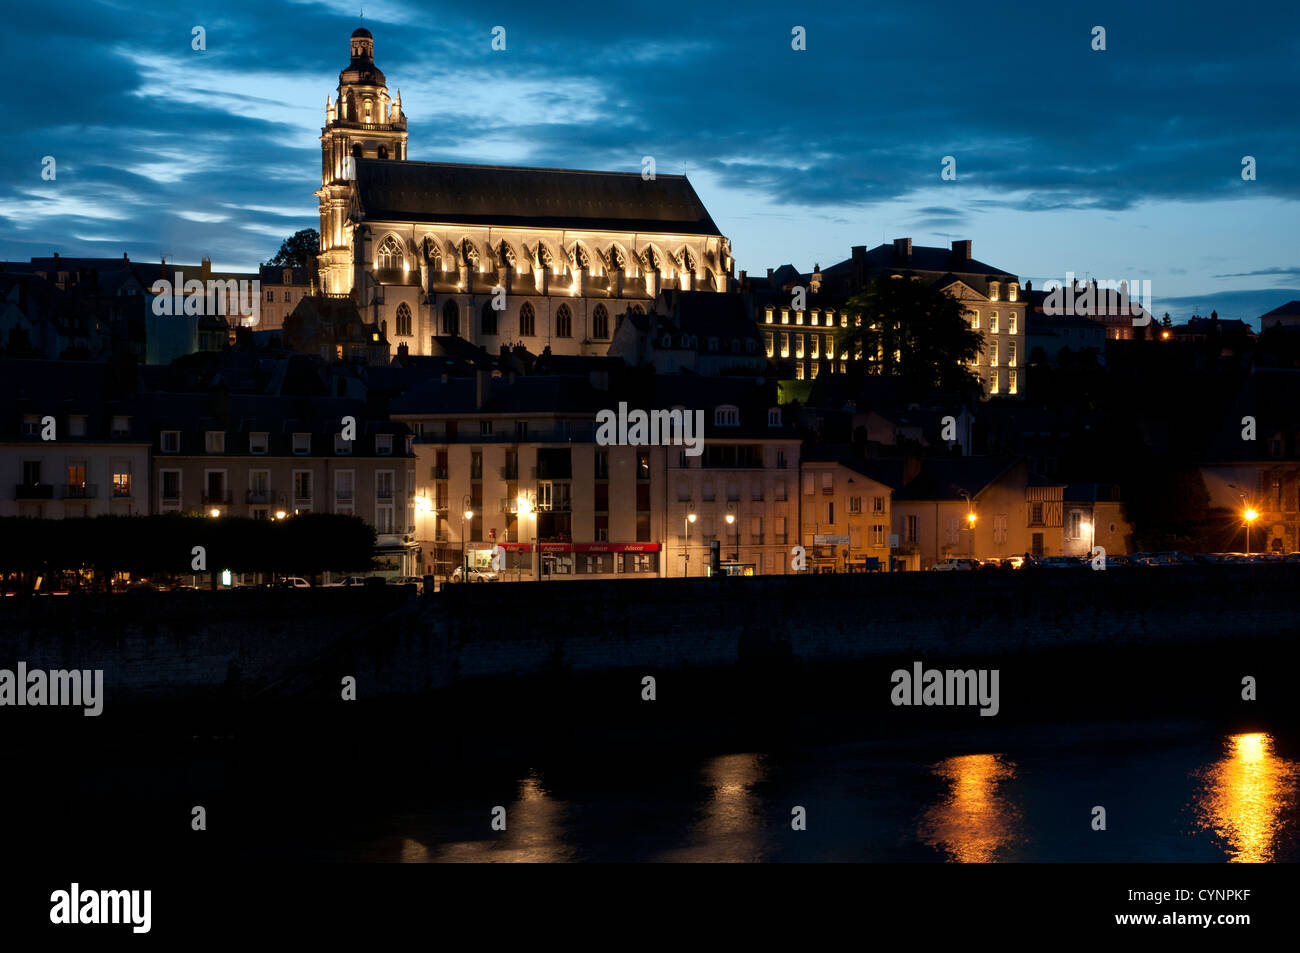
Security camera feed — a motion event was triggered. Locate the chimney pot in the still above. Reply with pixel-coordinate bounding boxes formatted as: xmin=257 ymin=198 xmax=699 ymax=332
xmin=893 ymin=238 xmax=912 ymax=260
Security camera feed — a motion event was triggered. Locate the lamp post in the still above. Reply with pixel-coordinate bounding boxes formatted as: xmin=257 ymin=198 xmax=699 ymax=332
xmin=517 ymin=492 xmax=536 ymax=582
xmin=683 ymin=511 xmax=696 ymax=576
xmin=461 ymin=494 xmax=474 ymax=582
xmin=958 ymin=489 xmax=976 ymax=558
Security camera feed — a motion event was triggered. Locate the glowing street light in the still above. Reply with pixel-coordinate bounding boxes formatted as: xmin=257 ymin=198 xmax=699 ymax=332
xmin=683 ymin=512 xmax=697 ymax=577
xmin=1244 ymin=507 xmax=1260 ymax=554
xmin=274 ymin=510 xmax=287 ymax=520
xmin=209 ymin=508 xmax=221 ymax=518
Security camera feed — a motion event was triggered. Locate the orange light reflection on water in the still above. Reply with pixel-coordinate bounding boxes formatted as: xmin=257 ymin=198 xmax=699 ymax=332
xmin=1192 ymin=732 xmax=1298 ymax=863
xmin=917 ymin=753 xmax=1023 ymax=863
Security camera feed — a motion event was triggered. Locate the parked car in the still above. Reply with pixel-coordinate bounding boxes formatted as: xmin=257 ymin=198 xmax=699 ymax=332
xmin=277 ymin=576 xmax=312 ymax=588
xmin=932 ymin=557 xmax=980 ymax=571
xmin=390 ymin=576 xmax=425 ymax=593
xmin=450 ymin=566 xmax=499 ymax=583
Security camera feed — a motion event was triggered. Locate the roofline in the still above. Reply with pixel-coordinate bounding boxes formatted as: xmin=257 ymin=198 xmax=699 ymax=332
xmin=354 ymin=157 xmax=697 ymax=182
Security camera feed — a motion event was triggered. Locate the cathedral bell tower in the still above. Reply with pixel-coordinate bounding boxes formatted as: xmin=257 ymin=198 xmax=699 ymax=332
xmin=316 ymin=28 xmax=408 ymax=296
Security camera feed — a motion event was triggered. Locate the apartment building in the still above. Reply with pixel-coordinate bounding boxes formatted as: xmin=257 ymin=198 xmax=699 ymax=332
xmin=392 ymin=371 xmax=801 ymax=579
xmin=139 ymin=392 xmax=419 ymax=574
xmin=798 ymin=456 xmax=894 ymax=571
xmin=1 ymin=361 xmax=149 ymax=518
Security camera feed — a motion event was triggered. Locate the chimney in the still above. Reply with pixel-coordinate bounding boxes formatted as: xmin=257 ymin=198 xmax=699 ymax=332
xmin=852 ymin=245 xmax=866 ymax=288
xmin=903 ymin=452 xmax=922 ymax=486
xmin=475 ymin=369 xmax=491 ymax=408
xmin=766 ymin=268 xmax=774 ymax=284
xmin=53 ymin=252 xmax=60 ymax=267
xmin=951 ymin=240 xmax=972 ymax=261
xmin=396 ymin=342 xmax=409 ymax=364
xmin=200 ymin=256 xmax=212 ymax=282
xmin=893 ymin=238 xmax=912 ymax=261
xmin=123 ymin=253 xmax=129 ymax=265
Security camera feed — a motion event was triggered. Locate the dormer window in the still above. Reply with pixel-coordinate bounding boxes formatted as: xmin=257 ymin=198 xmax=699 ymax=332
xmin=111 ymin=415 xmax=129 ymax=437
xmin=293 ymin=432 xmax=311 ymax=455
xmin=249 ymin=432 xmax=268 ymax=454
xmin=160 ymin=431 xmax=180 ymax=453
xmin=375 ymin=434 xmax=393 ymax=455
xmin=765 ymin=308 xmax=774 ymax=324
xmin=708 ymin=337 xmax=719 ymax=352
xmin=68 ymin=415 xmax=87 ymax=437
xmin=334 ymin=434 xmax=352 ymax=455
xmin=715 ymin=405 xmax=740 ymax=427
xmin=282 ymin=269 xmax=292 ymax=285
xmin=989 ymin=280 xmax=1001 ymax=301
xmin=205 ymin=431 xmax=224 ymax=453
xmin=1007 ymin=282 xmax=1019 ymax=302
xmin=768 ymin=408 xmax=781 ymax=427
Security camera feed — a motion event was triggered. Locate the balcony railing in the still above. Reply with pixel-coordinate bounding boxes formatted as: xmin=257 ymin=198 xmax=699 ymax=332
xmin=15 ymin=483 xmax=54 ymax=500
xmin=202 ymin=490 xmax=233 ymax=504
xmin=246 ymin=489 xmax=274 ymax=504
xmin=61 ymin=484 xmax=98 ymax=499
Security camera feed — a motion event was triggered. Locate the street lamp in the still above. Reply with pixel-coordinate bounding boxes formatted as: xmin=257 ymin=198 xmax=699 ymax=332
xmin=209 ymin=508 xmax=221 ymax=518
xmin=274 ymin=510 xmax=287 ymax=520
xmin=958 ymin=489 xmax=976 ymax=557
xmin=517 ymin=492 xmax=537 ymax=581
xmin=725 ymin=512 xmax=737 ymax=564
xmin=461 ymin=494 xmax=474 ymax=582
xmin=684 ymin=511 xmax=697 ymax=576
xmin=1244 ymin=507 xmax=1259 ymax=555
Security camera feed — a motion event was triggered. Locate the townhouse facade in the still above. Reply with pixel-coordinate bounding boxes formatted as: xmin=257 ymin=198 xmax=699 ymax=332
xmin=140 ymin=393 xmax=419 ymax=575
xmin=798 ymin=458 xmax=895 ymax=572
xmin=2 ymin=362 xmax=150 ymax=519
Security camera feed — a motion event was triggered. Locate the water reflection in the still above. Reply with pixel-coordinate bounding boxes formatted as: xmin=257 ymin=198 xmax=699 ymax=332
xmin=1192 ymin=732 xmax=1299 ymax=863
xmin=430 ymin=773 xmax=573 ymax=863
xmin=657 ymin=753 xmax=766 ymax=862
xmin=917 ymin=753 xmax=1022 ymax=862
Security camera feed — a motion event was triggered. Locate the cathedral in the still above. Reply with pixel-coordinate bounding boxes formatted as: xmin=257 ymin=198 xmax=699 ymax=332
xmin=315 ymin=28 xmax=735 ymax=358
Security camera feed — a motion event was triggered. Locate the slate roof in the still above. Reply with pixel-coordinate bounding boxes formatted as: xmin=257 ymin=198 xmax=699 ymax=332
xmin=823 ymin=243 xmax=1016 ymax=280
xmin=891 ymin=457 xmax=1022 ymax=501
xmin=353 ymin=158 xmax=722 ymax=235
xmin=1260 ymin=301 xmax=1300 ymax=320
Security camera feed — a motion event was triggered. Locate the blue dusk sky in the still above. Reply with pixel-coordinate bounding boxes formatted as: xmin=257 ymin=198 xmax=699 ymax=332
xmin=2 ymin=0 xmax=1297 ymax=324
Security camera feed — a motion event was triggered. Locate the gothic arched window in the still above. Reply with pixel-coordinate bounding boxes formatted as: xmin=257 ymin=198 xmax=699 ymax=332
xmin=395 ymin=303 xmax=412 ymax=337
xmin=441 ymin=298 xmax=459 ymax=336
xmin=592 ymin=304 xmax=609 ymax=340
xmin=519 ymin=302 xmax=535 ymax=337
xmin=378 ymin=236 xmax=403 ymax=271
xmin=481 ymin=301 xmax=498 ymax=336
xmin=555 ymin=304 xmax=572 ymax=338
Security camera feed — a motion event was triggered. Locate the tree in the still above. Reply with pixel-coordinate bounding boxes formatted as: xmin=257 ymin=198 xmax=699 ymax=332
xmin=834 ymin=277 xmax=985 ymax=397
xmin=266 ymin=229 xmax=320 ymax=270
